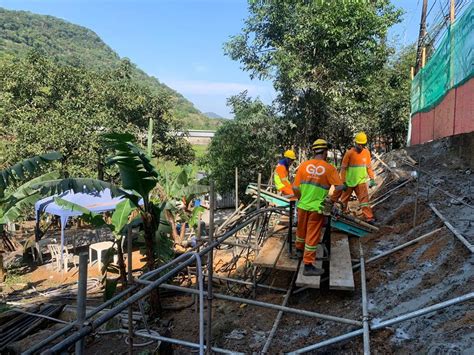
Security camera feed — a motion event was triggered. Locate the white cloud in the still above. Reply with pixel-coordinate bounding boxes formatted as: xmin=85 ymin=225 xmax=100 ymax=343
xmin=164 ymin=79 xmax=271 ymax=97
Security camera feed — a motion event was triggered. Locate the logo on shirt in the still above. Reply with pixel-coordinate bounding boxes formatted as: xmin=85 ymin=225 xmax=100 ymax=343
xmin=306 ymin=164 xmax=326 ymax=176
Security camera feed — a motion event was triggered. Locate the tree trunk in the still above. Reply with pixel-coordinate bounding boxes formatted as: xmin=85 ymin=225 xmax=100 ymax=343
xmin=165 ymin=210 xmax=180 ymax=242
xmin=116 ymin=237 xmax=127 ymax=290
xmin=142 ymin=210 xmax=162 ymax=317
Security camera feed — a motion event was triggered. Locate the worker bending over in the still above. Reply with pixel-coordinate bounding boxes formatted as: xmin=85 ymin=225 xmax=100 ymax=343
xmin=332 ymin=132 xmax=376 ymax=224
xmin=293 ymin=139 xmax=345 ymax=276
xmin=274 ymin=150 xmax=297 ymax=198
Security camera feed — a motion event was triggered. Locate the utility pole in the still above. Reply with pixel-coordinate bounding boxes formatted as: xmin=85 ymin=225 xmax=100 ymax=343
xmin=415 ymin=0 xmax=428 ymax=73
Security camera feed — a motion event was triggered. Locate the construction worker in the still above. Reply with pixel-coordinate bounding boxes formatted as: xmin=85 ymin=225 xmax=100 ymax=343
xmin=293 ymin=139 xmax=345 ymax=276
xmin=332 ymin=132 xmax=376 ymax=223
xmin=274 ymin=150 xmax=297 ymax=198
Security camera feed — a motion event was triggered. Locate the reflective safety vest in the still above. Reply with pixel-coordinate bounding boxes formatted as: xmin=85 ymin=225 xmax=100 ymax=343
xmin=340 ymin=148 xmax=375 ymax=187
xmin=274 ymin=163 xmax=291 ymax=191
xmin=293 ymin=159 xmax=342 ymax=212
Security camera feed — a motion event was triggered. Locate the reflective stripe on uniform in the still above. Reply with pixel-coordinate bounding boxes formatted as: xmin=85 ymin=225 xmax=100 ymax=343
xmin=360 ymin=202 xmax=370 ymax=207
xmin=296 ymin=236 xmax=305 ymax=243
xmin=304 ymin=244 xmax=318 ymax=251
xmin=300 ymin=180 xmax=330 ymax=190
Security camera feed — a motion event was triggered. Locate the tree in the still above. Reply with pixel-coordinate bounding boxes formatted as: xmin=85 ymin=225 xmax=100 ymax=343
xmin=204 ymin=92 xmax=287 ymax=196
xmin=225 ymin=0 xmax=403 ymax=149
xmin=0 ymin=52 xmax=193 ymax=178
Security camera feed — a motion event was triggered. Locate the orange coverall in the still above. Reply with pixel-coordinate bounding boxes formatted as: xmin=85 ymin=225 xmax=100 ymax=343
xmin=274 ymin=162 xmax=294 ymax=197
xmin=293 ymin=159 xmax=342 ymax=265
xmin=332 ymin=147 xmax=375 ymax=221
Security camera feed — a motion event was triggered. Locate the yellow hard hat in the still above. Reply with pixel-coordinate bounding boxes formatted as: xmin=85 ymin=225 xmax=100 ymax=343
xmin=312 ymin=139 xmax=331 ymax=151
xmin=355 ymin=132 xmax=368 ymax=145
xmin=284 ymin=150 xmax=296 ymax=160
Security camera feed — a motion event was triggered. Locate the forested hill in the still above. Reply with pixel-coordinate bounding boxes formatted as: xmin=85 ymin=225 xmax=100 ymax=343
xmin=0 ymin=7 xmax=224 ymax=130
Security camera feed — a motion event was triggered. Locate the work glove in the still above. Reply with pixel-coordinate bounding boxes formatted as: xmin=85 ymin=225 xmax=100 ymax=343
xmin=322 ymin=197 xmax=334 ymax=216
xmin=369 ymin=179 xmax=376 ymax=188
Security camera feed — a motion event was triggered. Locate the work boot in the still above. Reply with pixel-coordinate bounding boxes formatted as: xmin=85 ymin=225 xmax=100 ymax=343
xmin=303 ymin=264 xmax=325 ymax=277
xmin=367 ymin=219 xmax=377 ymax=226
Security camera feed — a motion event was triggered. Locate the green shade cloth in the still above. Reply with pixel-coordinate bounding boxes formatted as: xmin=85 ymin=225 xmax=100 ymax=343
xmin=411 ymin=2 xmax=473 ymax=115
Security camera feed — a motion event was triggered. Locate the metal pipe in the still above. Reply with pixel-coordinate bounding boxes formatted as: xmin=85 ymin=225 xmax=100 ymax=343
xmin=372 ymin=291 xmax=474 ymax=329
xmin=429 ymin=203 xmax=474 ymax=253
xmin=261 ymin=272 xmax=297 ymax=353
xmin=44 ymin=253 xmax=205 ymax=354
xmin=152 ymin=283 xmax=362 ymax=326
xmin=127 ymin=229 xmax=133 ymax=354
xmin=11 ymin=308 xmax=69 ymax=325
xmin=206 ymin=181 xmax=215 ymax=354
xmin=75 ymin=253 xmax=88 ymax=355
xmin=38 ymin=207 xmax=282 ymax=353
xmin=290 ymin=291 xmax=474 ymax=353
xmin=235 ymin=166 xmax=239 ymax=211
xmin=352 ymin=228 xmax=445 ymax=270
xmin=203 ymin=273 xmax=287 ymax=292
xmin=289 ymin=328 xmax=365 ymax=354
xmin=116 ymin=329 xmax=243 ymax=355
xmin=370 ymin=178 xmax=412 ymax=206
xmin=24 ymin=285 xmax=139 ymax=355
xmin=359 ymin=244 xmax=370 ymax=355
xmin=195 ymin=254 xmax=205 ymax=355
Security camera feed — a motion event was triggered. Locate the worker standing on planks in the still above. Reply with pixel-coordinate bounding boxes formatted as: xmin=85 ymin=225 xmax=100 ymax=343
xmin=293 ymin=139 xmax=345 ymax=276
xmin=274 ymin=149 xmax=297 ymax=199
xmin=332 ymin=132 xmax=376 ymax=224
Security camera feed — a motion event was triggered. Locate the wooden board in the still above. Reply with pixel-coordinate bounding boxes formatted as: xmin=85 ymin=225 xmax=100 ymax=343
xmin=295 ymin=248 xmax=324 ymax=288
xmin=329 ymin=233 xmax=355 ymax=291
xmin=275 ymin=250 xmax=298 ymax=271
xmin=254 ymin=237 xmax=285 ymax=268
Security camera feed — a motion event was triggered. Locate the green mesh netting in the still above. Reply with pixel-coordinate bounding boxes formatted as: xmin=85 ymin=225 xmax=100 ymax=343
xmin=411 ymin=2 xmax=473 ymax=115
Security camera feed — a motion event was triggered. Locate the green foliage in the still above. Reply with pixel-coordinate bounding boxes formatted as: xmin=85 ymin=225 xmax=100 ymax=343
xmin=225 ymin=0 xmax=404 ymax=150
xmin=204 ymin=92 xmax=287 ymax=195
xmin=0 ymin=152 xmax=61 ymax=193
xmin=0 ymin=52 xmax=195 ymax=176
xmin=0 ymin=7 xmax=221 ymax=130
xmin=0 ymin=153 xmax=61 ymax=228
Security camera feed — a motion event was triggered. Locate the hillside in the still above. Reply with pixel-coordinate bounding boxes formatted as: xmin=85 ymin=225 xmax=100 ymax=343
xmin=0 ymin=7 xmax=221 ymax=130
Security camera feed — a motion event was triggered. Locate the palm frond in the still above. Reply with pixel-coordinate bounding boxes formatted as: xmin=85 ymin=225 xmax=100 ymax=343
xmin=0 ymin=152 xmax=62 ymax=191
xmin=103 ymin=133 xmax=159 ymax=198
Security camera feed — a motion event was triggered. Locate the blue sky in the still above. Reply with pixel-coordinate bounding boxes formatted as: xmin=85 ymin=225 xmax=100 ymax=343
xmin=0 ymin=0 xmax=428 ymax=118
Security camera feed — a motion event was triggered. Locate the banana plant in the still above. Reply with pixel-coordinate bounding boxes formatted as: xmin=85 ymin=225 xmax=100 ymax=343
xmin=155 ymin=165 xmax=209 ymax=244
xmin=0 ymin=153 xmax=62 ymax=236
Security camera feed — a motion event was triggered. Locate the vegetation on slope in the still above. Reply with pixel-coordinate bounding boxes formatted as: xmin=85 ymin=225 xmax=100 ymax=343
xmin=0 ymin=7 xmax=220 ymax=130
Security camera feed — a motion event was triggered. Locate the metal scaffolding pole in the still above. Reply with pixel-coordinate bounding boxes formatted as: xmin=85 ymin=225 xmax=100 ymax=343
xmin=206 ymin=181 xmax=215 ymax=354
xmin=289 ymin=291 xmax=474 ymax=353
xmin=40 ymin=208 xmax=283 ymax=354
xmin=116 ymin=329 xmax=243 ymax=354
xmin=149 ymin=282 xmax=362 ymax=326
xmin=359 ymin=243 xmax=370 ymax=355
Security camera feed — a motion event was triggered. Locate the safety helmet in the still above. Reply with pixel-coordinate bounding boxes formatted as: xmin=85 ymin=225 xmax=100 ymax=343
xmin=283 ymin=150 xmax=296 ymax=160
xmin=354 ymin=132 xmax=368 ymax=145
xmin=312 ymin=138 xmax=331 ymax=151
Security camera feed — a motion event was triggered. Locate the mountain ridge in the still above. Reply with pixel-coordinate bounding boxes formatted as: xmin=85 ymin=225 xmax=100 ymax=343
xmin=0 ymin=7 xmax=222 ymax=130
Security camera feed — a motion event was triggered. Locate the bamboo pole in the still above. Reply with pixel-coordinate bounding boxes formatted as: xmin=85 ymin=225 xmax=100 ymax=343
xmin=206 ymin=181 xmax=215 ymax=354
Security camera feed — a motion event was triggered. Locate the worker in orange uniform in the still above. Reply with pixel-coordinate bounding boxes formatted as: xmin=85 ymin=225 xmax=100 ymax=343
xmin=293 ymin=139 xmax=345 ymax=276
xmin=274 ymin=150 xmax=297 ymax=198
xmin=332 ymin=132 xmax=376 ymax=224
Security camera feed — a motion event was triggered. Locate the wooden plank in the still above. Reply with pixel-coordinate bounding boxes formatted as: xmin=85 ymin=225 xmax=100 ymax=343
xmin=254 ymin=237 xmax=285 ymax=268
xmin=275 ymin=250 xmax=298 ymax=271
xmin=329 ymin=233 xmax=355 ymax=291
xmin=295 ymin=248 xmax=324 ymax=288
